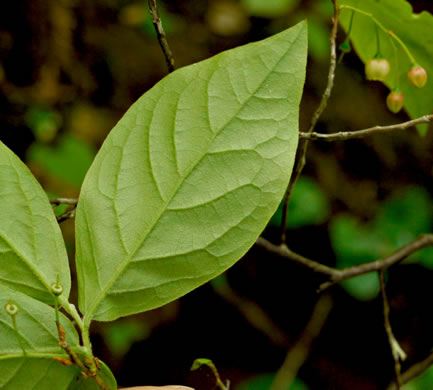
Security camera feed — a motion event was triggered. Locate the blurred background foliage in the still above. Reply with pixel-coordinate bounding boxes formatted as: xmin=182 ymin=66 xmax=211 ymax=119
xmin=0 ymin=0 xmax=433 ymax=389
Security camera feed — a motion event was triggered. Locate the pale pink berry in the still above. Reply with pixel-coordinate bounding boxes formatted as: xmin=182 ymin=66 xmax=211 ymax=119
xmin=386 ymin=90 xmax=404 ymax=113
xmin=408 ymin=65 xmax=427 ymax=88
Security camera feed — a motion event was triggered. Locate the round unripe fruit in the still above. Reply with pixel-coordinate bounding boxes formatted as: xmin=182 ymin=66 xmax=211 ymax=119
xmin=408 ymin=65 xmax=427 ymax=88
xmin=365 ymin=58 xmax=390 ymax=81
xmin=386 ymin=90 xmax=404 ymax=113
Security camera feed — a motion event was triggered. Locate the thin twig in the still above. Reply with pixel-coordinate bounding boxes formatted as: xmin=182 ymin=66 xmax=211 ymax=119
xmin=56 ymin=322 xmax=110 ymax=390
xmin=387 ymin=351 xmax=433 ymax=390
xmin=50 ymin=198 xmax=78 ymax=205
xmin=300 ymin=114 xmax=433 ymax=141
xmin=56 ymin=207 xmax=77 ymax=223
xmin=318 ymin=234 xmax=433 ymax=292
xmin=50 ymin=198 xmax=77 ymax=223
xmin=255 ymin=235 xmax=433 ymax=292
xmin=280 ymin=3 xmax=340 ymax=244
xmin=379 ymin=270 xmax=406 ymax=390
xmin=270 ymin=295 xmax=333 ymax=390
xmin=148 ymin=0 xmax=175 ymax=73
xmin=255 ymin=238 xmax=338 ymax=277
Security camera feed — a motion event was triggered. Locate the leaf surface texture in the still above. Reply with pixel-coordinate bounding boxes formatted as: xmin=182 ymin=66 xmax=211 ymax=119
xmin=76 ymin=21 xmax=308 ymax=321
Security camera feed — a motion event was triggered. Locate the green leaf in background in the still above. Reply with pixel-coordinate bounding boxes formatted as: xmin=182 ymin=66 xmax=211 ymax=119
xmin=330 ymin=186 xmax=433 ymax=299
xmin=0 ymin=287 xmax=79 ymax=390
xmin=307 ymin=14 xmax=332 ymax=62
xmin=373 ymin=186 xmax=433 ymax=245
xmin=0 ymin=141 xmax=71 ymax=304
xmin=236 ymin=373 xmax=309 ymax=390
xmin=269 ymin=176 xmax=330 ymax=229
xmin=373 ymin=187 xmax=433 ymax=270
xmin=25 ymin=105 xmax=62 ymax=143
xmin=76 ymin=21 xmax=308 ymax=322
xmin=27 ymin=134 xmax=95 ymax=188
xmin=403 ymin=365 xmax=433 ymax=390
xmin=339 ymin=0 xmax=433 ymax=133
xmin=341 ymin=273 xmax=380 ymax=301
xmin=101 ymin=321 xmax=150 ymax=359
xmin=330 ymin=214 xmax=388 ymax=267
xmin=241 ymin=0 xmax=300 ymax=18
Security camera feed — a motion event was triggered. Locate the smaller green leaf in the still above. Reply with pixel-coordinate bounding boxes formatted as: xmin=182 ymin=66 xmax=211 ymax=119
xmin=0 ymin=141 xmax=71 ymax=304
xmin=0 ymin=287 xmax=79 ymax=390
xmin=0 ymin=287 xmax=116 ymax=390
xmin=191 ymin=358 xmax=214 ymax=371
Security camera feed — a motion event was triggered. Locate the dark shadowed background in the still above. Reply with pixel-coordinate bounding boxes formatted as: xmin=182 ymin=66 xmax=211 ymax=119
xmin=1 ymin=1 xmax=433 ymax=389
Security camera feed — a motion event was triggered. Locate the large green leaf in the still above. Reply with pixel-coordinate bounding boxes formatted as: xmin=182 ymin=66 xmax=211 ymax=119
xmin=339 ymin=0 xmax=433 ymax=133
xmin=76 ymin=21 xmax=308 ymax=322
xmin=0 ymin=288 xmax=116 ymax=390
xmin=0 ymin=141 xmax=71 ymax=304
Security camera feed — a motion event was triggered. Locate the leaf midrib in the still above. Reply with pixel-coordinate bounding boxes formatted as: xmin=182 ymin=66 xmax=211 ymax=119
xmin=83 ymin=26 xmax=303 ymax=322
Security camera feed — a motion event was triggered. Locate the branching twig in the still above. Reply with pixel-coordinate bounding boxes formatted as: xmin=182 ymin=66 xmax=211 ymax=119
xmin=379 ymin=270 xmax=406 ymax=390
xmin=280 ymin=3 xmax=340 ymax=244
xmin=300 ymin=114 xmax=433 ymax=141
xmin=50 ymin=198 xmax=78 ymax=205
xmin=255 ymin=235 xmax=433 ymax=293
xmin=56 ymin=207 xmax=76 ymax=223
xmin=50 ymin=198 xmax=77 ymax=223
xmin=255 ymin=238 xmax=338 ymax=277
xmin=148 ymin=0 xmax=175 ymax=73
xmin=270 ymin=295 xmax=333 ymax=390
xmin=318 ymin=234 xmax=433 ymax=292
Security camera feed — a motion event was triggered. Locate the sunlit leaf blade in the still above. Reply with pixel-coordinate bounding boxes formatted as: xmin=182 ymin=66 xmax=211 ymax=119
xmin=76 ymin=21 xmax=308 ymax=322
xmin=0 ymin=141 xmax=71 ymax=303
xmin=339 ymin=0 xmax=433 ymax=133
xmin=0 ymin=287 xmax=79 ymax=389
